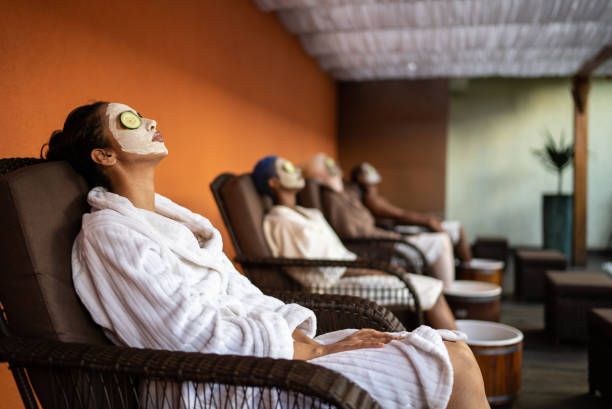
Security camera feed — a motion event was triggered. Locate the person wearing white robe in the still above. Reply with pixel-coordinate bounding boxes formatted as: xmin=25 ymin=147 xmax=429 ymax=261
xmin=254 ymin=156 xmax=457 ymax=330
xmin=44 ymin=101 xmax=490 ymax=409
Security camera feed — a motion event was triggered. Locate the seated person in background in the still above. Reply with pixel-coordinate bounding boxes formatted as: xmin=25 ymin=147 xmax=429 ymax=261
xmin=45 ymin=102 xmax=489 ymax=409
xmin=253 ymin=155 xmax=457 ymax=331
xmin=305 ymin=153 xmax=456 ymax=289
xmin=351 ymin=162 xmax=473 ymax=262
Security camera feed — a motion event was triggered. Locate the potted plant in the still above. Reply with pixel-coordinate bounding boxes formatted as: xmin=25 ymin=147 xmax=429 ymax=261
xmin=532 ymin=131 xmax=574 ymax=260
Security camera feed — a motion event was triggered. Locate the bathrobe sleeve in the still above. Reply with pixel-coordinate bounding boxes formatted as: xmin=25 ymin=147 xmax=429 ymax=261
xmin=73 ymin=215 xmax=314 ymax=359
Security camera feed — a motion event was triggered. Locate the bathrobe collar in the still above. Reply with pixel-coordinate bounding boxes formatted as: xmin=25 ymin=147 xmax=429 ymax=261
xmin=87 ymin=187 xmax=231 ymax=274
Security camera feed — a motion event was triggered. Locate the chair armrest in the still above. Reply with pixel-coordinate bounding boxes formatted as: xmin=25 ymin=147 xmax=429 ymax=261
xmin=269 ymin=291 xmax=406 ymax=333
xmin=341 ymin=237 xmax=431 ymax=276
xmin=342 ymin=242 xmax=421 ymax=275
xmin=236 ymin=255 xmax=407 ymax=276
xmin=0 ymin=336 xmax=382 ymax=409
xmin=235 ymin=256 xmax=423 ymax=324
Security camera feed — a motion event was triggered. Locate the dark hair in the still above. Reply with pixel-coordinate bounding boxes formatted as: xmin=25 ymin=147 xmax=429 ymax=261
xmin=350 ymin=164 xmax=364 ymax=185
xmin=41 ymin=101 xmax=111 ymax=189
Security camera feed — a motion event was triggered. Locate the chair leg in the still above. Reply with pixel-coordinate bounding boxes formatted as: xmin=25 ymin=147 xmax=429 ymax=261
xmin=1 ymin=307 xmax=39 ymax=409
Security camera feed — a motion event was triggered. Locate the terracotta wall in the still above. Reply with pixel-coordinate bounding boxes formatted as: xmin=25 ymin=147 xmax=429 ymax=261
xmin=338 ymin=80 xmax=449 ymax=215
xmin=0 ymin=0 xmax=336 ymax=406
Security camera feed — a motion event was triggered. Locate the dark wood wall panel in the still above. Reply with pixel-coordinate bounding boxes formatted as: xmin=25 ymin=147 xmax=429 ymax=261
xmin=337 ymin=79 xmax=449 ymax=214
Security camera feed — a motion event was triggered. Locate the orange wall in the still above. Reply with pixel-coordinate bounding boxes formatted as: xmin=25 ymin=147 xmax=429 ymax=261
xmin=0 ymin=0 xmax=336 ymax=407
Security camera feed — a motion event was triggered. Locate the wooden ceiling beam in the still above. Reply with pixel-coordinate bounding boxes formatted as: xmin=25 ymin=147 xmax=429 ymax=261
xmin=575 ymin=45 xmax=612 ymax=78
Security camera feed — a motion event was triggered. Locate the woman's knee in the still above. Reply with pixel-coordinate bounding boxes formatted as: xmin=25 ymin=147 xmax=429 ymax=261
xmin=446 ymin=341 xmax=478 ymax=369
xmin=445 ymin=341 xmax=485 ymax=387
xmin=445 ymin=341 xmax=489 ymax=407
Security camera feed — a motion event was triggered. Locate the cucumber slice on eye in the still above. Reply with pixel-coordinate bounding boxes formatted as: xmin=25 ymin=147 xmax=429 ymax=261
xmin=119 ymin=111 xmax=142 ymax=129
xmin=282 ymin=160 xmax=296 ymax=173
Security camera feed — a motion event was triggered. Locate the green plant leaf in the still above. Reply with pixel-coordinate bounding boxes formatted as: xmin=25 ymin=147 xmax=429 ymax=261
xmin=532 ymin=130 xmax=574 ymax=174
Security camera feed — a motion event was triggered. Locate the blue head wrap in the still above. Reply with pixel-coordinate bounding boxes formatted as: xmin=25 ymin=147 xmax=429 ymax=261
xmin=252 ymin=155 xmax=278 ymax=196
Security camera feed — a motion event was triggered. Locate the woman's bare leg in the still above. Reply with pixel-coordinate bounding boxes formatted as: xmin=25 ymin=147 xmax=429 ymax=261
xmin=444 ymin=341 xmax=490 ymax=409
xmin=426 ymin=295 xmax=457 ymax=330
xmin=454 ymin=227 xmax=473 ymax=262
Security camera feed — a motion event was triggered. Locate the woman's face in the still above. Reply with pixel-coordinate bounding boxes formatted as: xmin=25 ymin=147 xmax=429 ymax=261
xmin=322 ymin=156 xmax=344 ymax=192
xmin=361 ymin=163 xmax=381 ymax=185
xmin=105 ymin=103 xmax=168 ymax=155
xmin=275 ymin=157 xmax=305 ymax=190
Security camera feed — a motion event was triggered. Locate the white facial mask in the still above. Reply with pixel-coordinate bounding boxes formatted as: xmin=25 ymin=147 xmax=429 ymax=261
xmin=106 ymin=103 xmax=168 ymax=155
xmin=325 ymin=157 xmax=342 ymax=176
xmin=326 ymin=175 xmax=344 ymax=192
xmin=275 ymin=158 xmax=305 ymax=190
xmin=362 ymin=162 xmax=382 ymax=185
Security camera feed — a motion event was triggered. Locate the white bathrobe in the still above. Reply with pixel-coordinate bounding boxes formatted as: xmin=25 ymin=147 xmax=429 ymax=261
xmin=72 ymin=188 xmax=463 ymax=409
xmin=263 ymin=205 xmax=443 ymax=309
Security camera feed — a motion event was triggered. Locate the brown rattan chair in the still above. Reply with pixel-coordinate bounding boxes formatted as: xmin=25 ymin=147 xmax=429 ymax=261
xmin=210 ymin=173 xmax=424 ymax=328
xmin=297 ymin=178 xmax=430 ymax=275
xmin=0 ymin=158 xmax=405 ymax=409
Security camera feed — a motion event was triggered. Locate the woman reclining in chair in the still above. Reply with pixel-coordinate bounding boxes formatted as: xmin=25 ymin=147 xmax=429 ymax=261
xmin=253 ymin=155 xmax=457 ymax=331
xmin=42 ymin=101 xmax=489 ymax=409
xmin=305 ymin=154 xmax=456 ymax=289
xmin=349 ymin=162 xmax=473 ymax=263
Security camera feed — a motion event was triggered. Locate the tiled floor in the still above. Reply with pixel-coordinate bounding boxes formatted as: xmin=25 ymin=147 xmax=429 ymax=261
xmin=494 ymin=250 xmax=612 ymax=408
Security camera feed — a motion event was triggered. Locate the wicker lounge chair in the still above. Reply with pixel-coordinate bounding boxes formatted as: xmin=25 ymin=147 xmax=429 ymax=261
xmin=0 ymin=158 xmax=404 ymax=409
xmin=210 ymin=173 xmax=424 ymax=328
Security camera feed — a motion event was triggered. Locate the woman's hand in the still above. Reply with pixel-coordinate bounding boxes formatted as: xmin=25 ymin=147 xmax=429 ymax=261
xmin=293 ymin=329 xmax=401 ymax=360
xmin=427 ymin=217 xmax=445 ymax=233
xmin=322 ymin=329 xmax=401 ymax=356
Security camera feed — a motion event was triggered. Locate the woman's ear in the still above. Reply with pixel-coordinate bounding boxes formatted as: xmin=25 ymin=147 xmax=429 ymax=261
xmin=91 ymin=148 xmax=117 ymax=167
xmin=267 ymin=177 xmax=280 ymax=191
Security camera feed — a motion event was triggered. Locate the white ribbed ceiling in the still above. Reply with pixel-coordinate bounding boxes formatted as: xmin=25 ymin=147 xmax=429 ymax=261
xmin=253 ymin=0 xmax=612 ymax=80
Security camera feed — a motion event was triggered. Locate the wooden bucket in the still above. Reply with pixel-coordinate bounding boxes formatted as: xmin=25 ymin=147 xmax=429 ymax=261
xmin=444 ymin=280 xmax=502 ymax=322
xmin=457 ymin=258 xmax=504 ymax=287
xmin=457 ymin=320 xmax=523 ymax=407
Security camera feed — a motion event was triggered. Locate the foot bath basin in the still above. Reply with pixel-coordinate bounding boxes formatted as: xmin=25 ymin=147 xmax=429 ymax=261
xmin=457 ymin=319 xmax=523 ymax=407
xmin=444 ymin=280 xmax=502 ymax=321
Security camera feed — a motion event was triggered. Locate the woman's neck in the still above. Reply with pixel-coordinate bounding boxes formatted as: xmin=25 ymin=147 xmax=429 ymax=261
xmin=109 ymin=164 xmax=157 ymax=211
xmin=275 ymin=189 xmax=297 ymax=208
xmin=364 ymin=184 xmax=379 ymax=198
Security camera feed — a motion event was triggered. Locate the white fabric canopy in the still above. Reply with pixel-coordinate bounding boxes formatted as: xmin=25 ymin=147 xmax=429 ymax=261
xmin=253 ymin=0 xmax=612 ymax=79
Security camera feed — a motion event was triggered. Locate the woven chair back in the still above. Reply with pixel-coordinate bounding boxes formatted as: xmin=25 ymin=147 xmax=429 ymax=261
xmin=295 ymin=178 xmax=323 ymax=210
xmin=0 ymin=159 xmax=107 ymax=344
xmin=210 ymin=173 xmax=298 ymax=290
xmin=0 ymin=159 xmax=115 ymax=408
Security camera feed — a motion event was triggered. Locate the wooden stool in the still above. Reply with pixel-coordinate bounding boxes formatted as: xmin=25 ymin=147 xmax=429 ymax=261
xmin=472 ymin=237 xmax=509 ymax=265
xmin=514 ymin=249 xmax=567 ymax=300
xmin=588 ymin=308 xmax=612 ymax=399
xmin=545 ymin=272 xmax=612 ymax=343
